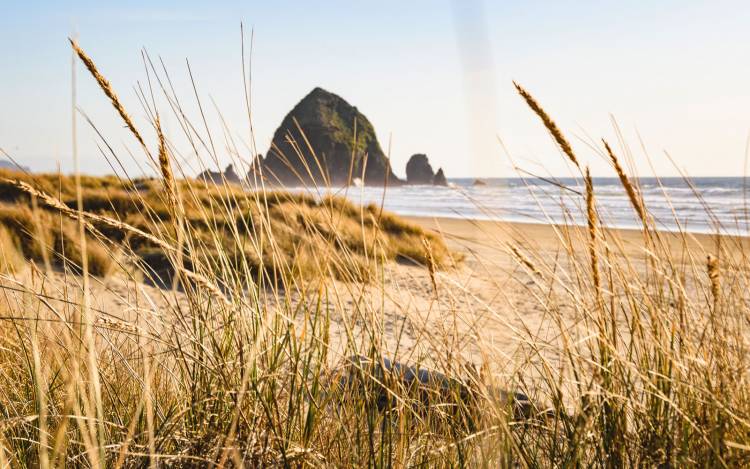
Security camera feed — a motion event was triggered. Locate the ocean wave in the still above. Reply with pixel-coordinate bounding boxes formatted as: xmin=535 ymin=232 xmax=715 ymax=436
xmin=295 ymin=177 xmax=750 ymax=235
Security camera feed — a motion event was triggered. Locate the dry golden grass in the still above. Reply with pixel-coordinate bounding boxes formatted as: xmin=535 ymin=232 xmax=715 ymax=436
xmin=69 ymin=39 xmax=148 ymax=153
xmin=0 ymin=200 xmax=113 ymax=276
xmin=513 ymin=81 xmax=581 ymax=170
xmin=0 ymin=226 xmax=24 ymax=273
xmin=603 ymin=139 xmax=646 ymax=223
xmin=0 ymin=169 xmax=454 ymax=284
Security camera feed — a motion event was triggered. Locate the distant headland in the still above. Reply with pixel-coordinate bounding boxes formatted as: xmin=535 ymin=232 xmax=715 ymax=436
xmin=0 ymin=160 xmax=29 ymax=173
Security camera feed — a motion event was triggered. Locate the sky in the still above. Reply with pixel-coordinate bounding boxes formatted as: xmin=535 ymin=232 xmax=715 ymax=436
xmin=1 ymin=0 xmax=749 ymax=178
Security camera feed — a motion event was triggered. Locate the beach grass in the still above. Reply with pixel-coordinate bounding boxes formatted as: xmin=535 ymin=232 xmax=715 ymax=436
xmin=0 ymin=169 xmax=453 ymax=285
xmin=0 ymin=42 xmax=748 ymax=468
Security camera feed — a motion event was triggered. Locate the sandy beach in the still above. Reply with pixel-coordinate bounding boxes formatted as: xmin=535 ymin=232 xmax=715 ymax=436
xmin=407 ymin=216 xmax=750 ymax=260
xmin=4 ymin=216 xmax=746 ymax=391
xmin=330 ymin=216 xmax=750 ymax=380
xmin=7 ymin=217 xmax=744 ymax=356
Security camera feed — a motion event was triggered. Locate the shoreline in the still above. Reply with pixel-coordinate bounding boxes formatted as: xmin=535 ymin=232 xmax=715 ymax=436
xmin=406 ymin=216 xmax=750 ymax=260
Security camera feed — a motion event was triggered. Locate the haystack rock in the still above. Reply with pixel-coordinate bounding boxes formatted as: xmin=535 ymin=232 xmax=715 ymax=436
xmin=433 ymin=168 xmax=448 ymax=186
xmin=405 ymin=154 xmax=435 ymax=185
xmin=262 ymin=87 xmax=402 ymax=186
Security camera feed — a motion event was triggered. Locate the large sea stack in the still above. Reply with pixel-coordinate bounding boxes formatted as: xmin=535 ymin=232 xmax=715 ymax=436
xmin=262 ymin=87 xmax=402 ymax=186
xmin=198 ymin=164 xmax=241 ymax=184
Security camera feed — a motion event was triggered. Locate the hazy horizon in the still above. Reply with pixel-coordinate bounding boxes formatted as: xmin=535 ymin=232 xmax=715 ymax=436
xmin=2 ymin=0 xmax=750 ymax=179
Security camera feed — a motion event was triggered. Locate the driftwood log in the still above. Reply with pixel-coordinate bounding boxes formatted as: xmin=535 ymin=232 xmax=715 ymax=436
xmin=338 ymin=355 xmax=535 ymax=420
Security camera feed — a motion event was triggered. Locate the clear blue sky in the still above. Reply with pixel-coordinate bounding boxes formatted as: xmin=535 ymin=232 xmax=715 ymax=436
xmin=2 ymin=0 xmax=749 ymax=177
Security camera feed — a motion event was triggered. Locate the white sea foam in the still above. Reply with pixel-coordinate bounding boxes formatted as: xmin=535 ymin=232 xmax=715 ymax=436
xmin=290 ymin=177 xmax=750 ymax=235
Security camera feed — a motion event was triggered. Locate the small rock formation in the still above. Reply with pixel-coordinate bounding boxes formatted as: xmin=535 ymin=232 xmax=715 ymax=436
xmin=223 ymin=164 xmax=241 ymax=183
xmin=405 ymin=154 xmax=435 ymax=185
xmin=197 ymin=168 xmax=220 ymax=183
xmin=472 ymin=179 xmax=487 ymax=186
xmin=433 ymin=168 xmax=448 ymax=186
xmin=198 ymin=164 xmax=241 ymax=184
xmin=262 ymin=87 xmax=402 ymax=186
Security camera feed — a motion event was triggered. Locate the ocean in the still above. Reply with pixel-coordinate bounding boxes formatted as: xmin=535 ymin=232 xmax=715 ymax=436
xmin=300 ymin=177 xmax=750 ymax=235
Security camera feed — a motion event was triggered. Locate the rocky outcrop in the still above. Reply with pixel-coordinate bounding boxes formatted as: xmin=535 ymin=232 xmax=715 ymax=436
xmin=405 ymin=153 xmax=450 ymax=186
xmin=198 ymin=164 xmax=241 ymax=184
xmin=223 ymin=164 xmax=241 ymax=183
xmin=433 ymin=168 xmax=448 ymax=186
xmin=405 ymin=154 xmax=435 ymax=185
xmin=262 ymin=87 xmax=402 ymax=186
xmin=472 ymin=179 xmax=487 ymax=186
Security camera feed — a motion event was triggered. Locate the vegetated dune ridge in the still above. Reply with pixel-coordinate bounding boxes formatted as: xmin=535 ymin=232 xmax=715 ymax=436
xmin=0 ymin=169 xmax=454 ymax=283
